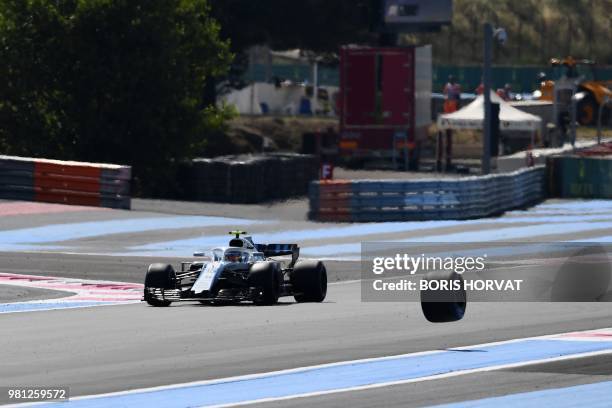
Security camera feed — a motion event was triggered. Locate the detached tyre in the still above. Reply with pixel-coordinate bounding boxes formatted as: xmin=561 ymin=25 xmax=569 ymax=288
xmin=249 ymin=262 xmax=281 ymax=305
xmin=144 ymin=263 xmax=176 ymax=307
xmin=420 ymin=270 xmax=466 ymax=323
xmin=291 ymin=261 xmax=327 ymax=303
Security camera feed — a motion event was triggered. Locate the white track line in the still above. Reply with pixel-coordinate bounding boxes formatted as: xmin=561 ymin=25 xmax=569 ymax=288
xmin=206 ymin=349 xmax=612 ymax=408
xmin=9 ymin=327 xmax=612 ymax=407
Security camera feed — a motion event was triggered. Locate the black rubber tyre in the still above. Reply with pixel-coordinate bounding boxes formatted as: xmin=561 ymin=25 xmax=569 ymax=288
xmin=291 ymin=261 xmax=327 ymax=303
xmin=420 ymin=270 xmax=466 ymax=323
xmin=577 ymin=93 xmax=598 ymax=126
xmin=144 ymin=263 xmax=176 ymax=307
xmin=248 ymin=262 xmax=281 ymax=305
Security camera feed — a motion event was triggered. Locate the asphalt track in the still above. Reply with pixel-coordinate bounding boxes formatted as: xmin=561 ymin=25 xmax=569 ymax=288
xmin=0 ymin=252 xmax=359 ymax=284
xmin=2 ymin=280 xmax=612 ymax=405
xmin=1 ymin=199 xmax=612 ymax=406
xmin=0 ymin=284 xmax=71 ymax=303
xmin=255 ymin=355 xmax=612 ymax=408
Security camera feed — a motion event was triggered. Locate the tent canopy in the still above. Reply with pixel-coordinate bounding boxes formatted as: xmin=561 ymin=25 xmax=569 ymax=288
xmin=437 ymin=92 xmax=542 ymax=131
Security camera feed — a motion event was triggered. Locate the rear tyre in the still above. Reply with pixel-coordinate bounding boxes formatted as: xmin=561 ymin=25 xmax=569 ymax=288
xmin=144 ymin=263 xmax=176 ymax=307
xmin=291 ymin=261 xmax=327 ymax=303
xmin=248 ymin=262 xmax=281 ymax=305
xmin=420 ymin=270 xmax=466 ymax=323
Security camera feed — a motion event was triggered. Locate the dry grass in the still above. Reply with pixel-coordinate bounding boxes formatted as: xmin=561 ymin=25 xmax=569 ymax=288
xmin=225 ymin=116 xmax=610 ymax=159
xmin=576 ymin=127 xmax=612 ymax=140
xmin=228 ymin=115 xmax=338 ymax=152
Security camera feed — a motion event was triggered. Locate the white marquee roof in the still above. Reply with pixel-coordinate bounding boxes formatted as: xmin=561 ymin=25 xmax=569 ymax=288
xmin=437 ymin=92 xmax=542 ymax=131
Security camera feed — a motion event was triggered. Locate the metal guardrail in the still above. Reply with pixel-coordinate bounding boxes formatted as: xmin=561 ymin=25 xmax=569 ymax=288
xmin=0 ymin=155 xmax=131 ymax=209
xmin=309 ymin=166 xmax=546 ymax=222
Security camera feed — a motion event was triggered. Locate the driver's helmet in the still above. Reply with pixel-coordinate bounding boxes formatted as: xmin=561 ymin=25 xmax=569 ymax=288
xmin=224 ymin=250 xmax=246 ymax=263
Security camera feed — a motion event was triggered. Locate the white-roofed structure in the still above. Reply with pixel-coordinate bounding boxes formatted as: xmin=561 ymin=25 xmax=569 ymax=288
xmin=437 ymin=92 xmax=542 ymax=132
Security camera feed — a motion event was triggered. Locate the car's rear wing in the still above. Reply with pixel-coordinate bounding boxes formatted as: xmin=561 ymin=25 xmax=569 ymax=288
xmin=256 ymin=244 xmax=298 ymax=257
xmin=256 ymin=244 xmax=300 ymax=267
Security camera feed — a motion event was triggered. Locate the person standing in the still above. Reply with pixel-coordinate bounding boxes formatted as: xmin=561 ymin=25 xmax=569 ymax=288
xmin=475 ymin=76 xmax=484 ymax=95
xmin=443 ymin=75 xmax=461 ymax=113
xmin=441 ymin=75 xmax=460 ymax=172
xmin=496 ymin=83 xmax=512 ymax=101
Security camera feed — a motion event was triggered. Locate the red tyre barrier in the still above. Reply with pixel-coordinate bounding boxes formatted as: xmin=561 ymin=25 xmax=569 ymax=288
xmin=34 ymin=163 xmax=102 ymax=194
xmin=309 ymin=180 xmax=353 ymax=222
xmin=0 ymin=155 xmax=131 ymax=209
xmin=35 ymin=191 xmax=102 ymax=207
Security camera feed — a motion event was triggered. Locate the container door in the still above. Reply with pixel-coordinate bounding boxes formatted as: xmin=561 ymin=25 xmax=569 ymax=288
xmin=342 ymin=50 xmax=377 ymax=127
xmin=382 ymin=49 xmax=414 ymax=127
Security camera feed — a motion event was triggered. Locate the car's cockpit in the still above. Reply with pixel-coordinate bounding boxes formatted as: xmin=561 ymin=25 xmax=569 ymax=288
xmin=207 ymin=247 xmax=265 ymax=263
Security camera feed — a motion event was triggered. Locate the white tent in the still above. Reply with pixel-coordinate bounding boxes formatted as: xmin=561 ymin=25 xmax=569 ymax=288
xmin=437 ymin=92 xmax=542 ymax=131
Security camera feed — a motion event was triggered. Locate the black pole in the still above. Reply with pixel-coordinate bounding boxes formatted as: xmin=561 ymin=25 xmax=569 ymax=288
xmin=482 ymin=23 xmax=492 ymax=175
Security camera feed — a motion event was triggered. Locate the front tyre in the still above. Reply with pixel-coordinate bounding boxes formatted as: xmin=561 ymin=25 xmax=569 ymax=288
xmin=291 ymin=261 xmax=327 ymax=303
xmin=249 ymin=262 xmax=281 ymax=305
xmin=144 ymin=263 xmax=176 ymax=307
xmin=420 ymin=270 xmax=466 ymax=322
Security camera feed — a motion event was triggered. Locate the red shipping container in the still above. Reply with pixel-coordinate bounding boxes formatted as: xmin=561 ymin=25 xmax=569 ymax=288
xmin=339 ymin=45 xmax=431 ymax=168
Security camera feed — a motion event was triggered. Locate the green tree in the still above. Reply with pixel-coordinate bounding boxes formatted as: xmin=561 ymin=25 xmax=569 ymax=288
xmin=0 ymin=0 xmax=232 ymax=196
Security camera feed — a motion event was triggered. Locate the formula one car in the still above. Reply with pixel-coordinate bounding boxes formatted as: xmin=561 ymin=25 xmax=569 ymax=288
xmin=143 ymin=231 xmax=327 ymax=307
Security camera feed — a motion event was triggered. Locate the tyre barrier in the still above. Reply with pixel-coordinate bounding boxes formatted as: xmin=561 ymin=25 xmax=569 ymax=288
xmin=547 ymin=154 xmax=612 ymax=199
xmin=180 ymin=153 xmax=319 ymax=204
xmin=308 ymin=166 xmax=546 ymax=222
xmin=0 ymin=155 xmax=131 ymax=209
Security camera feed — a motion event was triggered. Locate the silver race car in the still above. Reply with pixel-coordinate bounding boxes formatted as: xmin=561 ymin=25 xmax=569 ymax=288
xmin=143 ymin=231 xmax=327 ymax=306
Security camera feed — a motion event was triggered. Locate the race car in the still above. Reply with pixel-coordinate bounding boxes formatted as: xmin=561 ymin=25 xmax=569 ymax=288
xmin=143 ymin=231 xmax=327 ymax=307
